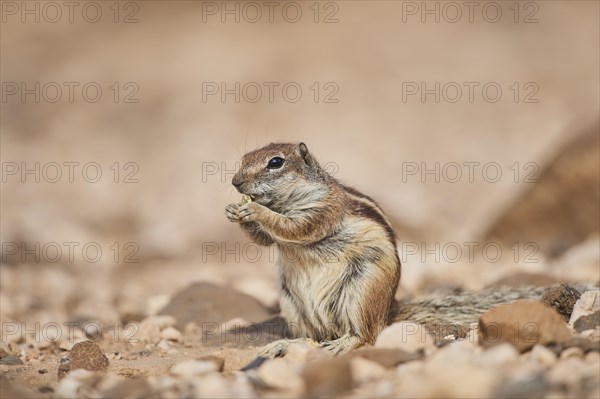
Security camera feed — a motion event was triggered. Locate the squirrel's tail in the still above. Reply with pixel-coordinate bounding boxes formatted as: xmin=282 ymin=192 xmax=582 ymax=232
xmin=392 ymin=284 xmax=593 ymax=328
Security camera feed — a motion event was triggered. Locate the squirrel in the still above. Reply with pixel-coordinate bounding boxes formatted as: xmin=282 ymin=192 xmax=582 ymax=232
xmin=224 ymin=142 xmax=596 ymax=358
xmin=225 ymin=142 xmax=400 ymax=357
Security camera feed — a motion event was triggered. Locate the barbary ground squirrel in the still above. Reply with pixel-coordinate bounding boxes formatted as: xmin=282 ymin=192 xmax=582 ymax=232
xmin=224 ymin=142 xmax=587 ymax=358
xmin=226 ymin=142 xmax=400 ymax=356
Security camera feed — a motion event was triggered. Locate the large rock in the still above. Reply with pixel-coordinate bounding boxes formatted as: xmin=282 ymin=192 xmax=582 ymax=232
xmin=483 ymin=126 xmax=599 ymax=257
xmin=478 ymin=300 xmax=572 ymax=352
xmin=160 ymin=282 xmax=272 ymax=331
xmin=569 ymin=291 xmax=600 ymax=326
xmin=540 ymin=284 xmax=581 ymax=321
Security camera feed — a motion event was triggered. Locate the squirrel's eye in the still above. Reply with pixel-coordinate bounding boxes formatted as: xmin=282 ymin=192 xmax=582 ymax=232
xmin=267 ymin=157 xmax=284 ymax=169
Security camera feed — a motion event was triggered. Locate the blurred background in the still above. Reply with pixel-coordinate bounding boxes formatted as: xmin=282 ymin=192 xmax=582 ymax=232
xmin=1 ymin=0 xmax=599 ymax=338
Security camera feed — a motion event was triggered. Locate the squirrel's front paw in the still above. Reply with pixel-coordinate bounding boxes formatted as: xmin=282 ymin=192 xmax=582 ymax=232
xmin=238 ymin=202 xmax=264 ymax=223
xmin=225 ymin=203 xmax=242 ymax=222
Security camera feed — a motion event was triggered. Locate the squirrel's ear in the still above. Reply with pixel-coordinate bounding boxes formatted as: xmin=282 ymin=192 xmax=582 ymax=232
xmin=296 ymin=142 xmax=313 ymax=166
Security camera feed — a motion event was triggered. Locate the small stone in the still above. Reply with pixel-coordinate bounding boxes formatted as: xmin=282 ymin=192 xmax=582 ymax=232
xmin=303 ymin=356 xmax=353 ymax=397
xmin=197 ymin=355 xmax=225 ymax=372
xmin=547 ymin=357 xmax=587 ymax=386
xmin=138 ymin=315 xmax=177 ymax=343
xmin=574 ymin=310 xmax=600 ymax=333
xmin=160 ymin=326 xmax=182 ymax=342
xmin=375 ymin=322 xmax=436 ymax=353
xmin=478 ymin=300 xmax=572 ymax=352
xmin=156 ymin=339 xmax=171 ymax=351
xmin=170 ymin=359 xmax=218 ymax=378
xmin=350 ymin=357 xmax=387 ymax=384
xmin=0 ymin=355 xmax=23 ymax=366
xmin=344 ymin=348 xmax=423 ymax=368
xmin=585 ymin=351 xmax=600 ymax=365
xmin=560 ymin=346 xmax=584 ymax=359
xmin=65 ymin=341 xmax=109 ymax=377
xmin=540 ymin=284 xmax=581 ymax=321
xmin=38 ymin=368 xmax=48 ymax=374
xmin=529 ymin=344 xmax=557 ymax=367
xmin=569 ymin=291 xmax=600 ymax=325
xmin=58 ymin=357 xmax=71 ymax=380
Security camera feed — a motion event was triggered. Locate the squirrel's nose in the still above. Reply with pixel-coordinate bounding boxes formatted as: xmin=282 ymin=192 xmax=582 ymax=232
xmin=232 ymin=175 xmax=244 ymax=188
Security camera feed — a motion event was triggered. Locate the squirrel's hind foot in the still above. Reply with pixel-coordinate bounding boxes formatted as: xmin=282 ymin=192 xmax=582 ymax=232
xmin=319 ymin=334 xmax=363 ymax=355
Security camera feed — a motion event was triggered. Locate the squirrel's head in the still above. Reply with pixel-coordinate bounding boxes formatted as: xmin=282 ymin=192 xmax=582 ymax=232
xmin=232 ymin=142 xmax=326 ymax=208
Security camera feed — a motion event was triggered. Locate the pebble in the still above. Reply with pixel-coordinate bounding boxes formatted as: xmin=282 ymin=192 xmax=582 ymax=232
xmin=529 ymin=344 xmax=557 ymax=367
xmin=160 ymin=326 xmax=182 ymax=342
xmin=156 ymin=339 xmax=171 ymax=352
xmin=138 ymin=315 xmax=177 ymax=343
xmin=574 ymin=310 xmax=600 ymax=332
xmin=170 ymin=359 xmax=219 ymax=378
xmin=375 ymin=322 xmax=436 ymax=353
xmin=560 ymin=346 xmax=584 ymax=360
xmin=197 ymin=355 xmax=225 ymax=372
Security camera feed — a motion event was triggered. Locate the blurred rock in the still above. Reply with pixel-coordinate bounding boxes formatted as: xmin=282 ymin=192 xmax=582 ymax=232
xmin=258 ymin=357 xmax=304 ymax=392
xmin=560 ymin=346 xmax=584 ymax=360
xmin=137 ymin=315 xmax=177 ymax=343
xmin=493 ymin=374 xmax=549 ymax=399
xmin=170 ymin=359 xmax=219 ymax=378
xmin=302 ymin=356 xmax=353 ymax=397
xmin=204 ymin=315 xmax=287 ymax=348
xmin=540 ymin=284 xmax=581 ymax=321
xmin=192 ymin=373 xmax=230 ymax=398
xmin=345 ymin=348 xmax=423 ymax=368
xmin=55 ymin=369 xmax=102 ymax=398
xmin=160 ymin=326 xmax=182 ymax=342
xmin=102 ymin=378 xmax=154 ymax=399
xmin=159 ymin=282 xmax=272 ymax=331
xmin=374 ymin=322 xmax=436 ymax=353
xmin=484 ymin=124 xmax=599 ymax=257
xmin=0 ymin=375 xmax=39 ymax=399
xmin=529 ymin=344 xmax=558 ymax=368
xmin=574 ymin=310 xmax=600 ymax=333
xmin=476 ymin=343 xmax=520 ymax=368
xmin=0 ymin=348 xmax=23 ymax=366
xmin=569 ymin=290 xmax=600 ymax=326
xmin=478 ymin=300 xmax=572 ymax=352
xmin=419 ymin=343 xmax=497 ymax=398
xmin=350 ymin=357 xmax=387 ymax=384
xmin=197 ymin=355 xmax=225 ymax=372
